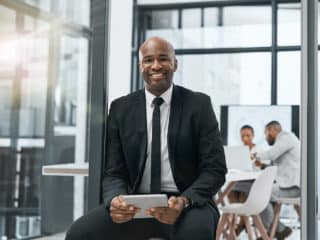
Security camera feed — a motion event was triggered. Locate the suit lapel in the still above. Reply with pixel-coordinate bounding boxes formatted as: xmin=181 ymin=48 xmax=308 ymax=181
xmin=133 ymin=90 xmax=148 ymax=183
xmin=168 ymin=85 xmax=183 ymax=172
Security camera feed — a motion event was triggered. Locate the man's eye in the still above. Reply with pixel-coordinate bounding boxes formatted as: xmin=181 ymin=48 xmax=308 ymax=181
xmin=159 ymin=57 xmax=170 ymax=62
xmin=143 ymin=59 xmax=153 ymax=63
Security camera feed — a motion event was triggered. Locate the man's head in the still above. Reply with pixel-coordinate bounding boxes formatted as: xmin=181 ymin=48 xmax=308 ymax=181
xmin=264 ymin=121 xmax=282 ymax=146
xmin=139 ymin=36 xmax=177 ymax=96
xmin=240 ymin=125 xmax=255 ymax=146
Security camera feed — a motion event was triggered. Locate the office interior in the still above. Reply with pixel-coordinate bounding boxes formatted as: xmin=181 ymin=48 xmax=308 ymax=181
xmin=0 ymin=0 xmax=318 ymax=239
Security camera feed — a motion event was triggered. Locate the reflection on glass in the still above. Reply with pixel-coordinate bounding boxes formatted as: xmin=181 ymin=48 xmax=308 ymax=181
xmin=0 ymin=8 xmax=49 ymax=238
xmin=277 ymin=52 xmax=300 ymax=105
xmin=150 ymin=10 xmax=178 ymax=29
xmin=22 ymin=0 xmax=90 ymax=27
xmin=174 ymin=53 xmax=271 ymax=118
xmin=0 ymin=1 xmax=90 ymax=238
xmin=147 ymin=6 xmax=271 ymax=48
xmin=20 ymin=17 xmax=49 ymax=137
xmin=54 ymin=36 xmax=88 ymax=127
xmin=278 ymin=3 xmax=301 ymax=46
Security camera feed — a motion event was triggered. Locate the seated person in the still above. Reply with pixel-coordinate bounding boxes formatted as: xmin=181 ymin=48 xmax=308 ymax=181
xmin=228 ymin=124 xmax=262 ymax=235
xmin=254 ymin=121 xmax=300 ymax=240
xmin=65 ymin=36 xmax=227 ymax=240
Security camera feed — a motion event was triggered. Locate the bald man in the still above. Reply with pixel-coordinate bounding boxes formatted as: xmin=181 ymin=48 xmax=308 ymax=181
xmin=65 ymin=37 xmax=226 ymax=240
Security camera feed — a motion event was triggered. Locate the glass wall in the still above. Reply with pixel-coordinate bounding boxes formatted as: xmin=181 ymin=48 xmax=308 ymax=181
xmin=175 ymin=53 xmax=271 ymax=117
xmin=0 ymin=1 xmax=92 ymax=238
xmin=139 ymin=1 xmax=301 ymax=120
xmin=146 ymin=6 xmax=271 ymax=49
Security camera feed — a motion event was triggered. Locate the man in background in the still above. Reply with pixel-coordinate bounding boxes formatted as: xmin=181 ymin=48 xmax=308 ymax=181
xmin=254 ymin=121 xmax=300 ymax=240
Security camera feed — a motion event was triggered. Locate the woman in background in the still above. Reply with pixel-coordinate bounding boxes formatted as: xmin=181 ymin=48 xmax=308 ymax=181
xmin=228 ymin=125 xmax=261 ymax=236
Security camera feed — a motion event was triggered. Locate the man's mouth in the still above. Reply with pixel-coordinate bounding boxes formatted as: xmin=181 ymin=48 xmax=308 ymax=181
xmin=149 ymin=72 xmax=166 ymax=79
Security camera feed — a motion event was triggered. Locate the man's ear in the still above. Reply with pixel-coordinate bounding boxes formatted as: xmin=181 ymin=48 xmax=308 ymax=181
xmin=174 ymin=59 xmax=178 ymax=72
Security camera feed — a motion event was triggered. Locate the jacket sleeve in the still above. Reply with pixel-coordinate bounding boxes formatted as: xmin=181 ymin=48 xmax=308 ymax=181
xmin=182 ymin=96 xmax=227 ymax=206
xmin=256 ymin=133 xmax=294 ymax=163
xmin=102 ymin=101 xmax=128 ymax=206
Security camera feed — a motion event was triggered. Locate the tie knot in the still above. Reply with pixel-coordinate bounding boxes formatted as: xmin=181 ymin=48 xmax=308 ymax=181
xmin=153 ymin=97 xmax=164 ymax=106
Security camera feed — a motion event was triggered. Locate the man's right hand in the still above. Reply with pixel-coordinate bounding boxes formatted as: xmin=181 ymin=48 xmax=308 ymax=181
xmin=109 ymin=195 xmax=140 ymax=223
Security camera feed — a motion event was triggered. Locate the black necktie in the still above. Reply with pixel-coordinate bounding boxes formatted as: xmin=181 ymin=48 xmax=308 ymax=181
xmin=151 ymin=97 xmax=164 ymax=193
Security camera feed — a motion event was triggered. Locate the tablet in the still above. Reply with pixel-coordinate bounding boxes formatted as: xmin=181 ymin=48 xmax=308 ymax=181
xmin=122 ymin=194 xmax=168 ymax=218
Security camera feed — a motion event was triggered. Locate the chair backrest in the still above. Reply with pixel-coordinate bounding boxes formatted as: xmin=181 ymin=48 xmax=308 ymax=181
xmin=244 ymin=166 xmax=277 ymax=214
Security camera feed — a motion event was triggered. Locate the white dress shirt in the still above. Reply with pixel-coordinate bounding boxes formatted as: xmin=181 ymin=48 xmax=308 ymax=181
xmin=138 ymin=84 xmax=179 ymax=193
xmin=255 ymin=131 xmax=300 ymax=188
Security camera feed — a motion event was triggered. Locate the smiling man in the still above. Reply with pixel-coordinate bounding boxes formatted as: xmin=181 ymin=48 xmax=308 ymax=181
xmin=65 ymin=37 xmax=226 ymax=240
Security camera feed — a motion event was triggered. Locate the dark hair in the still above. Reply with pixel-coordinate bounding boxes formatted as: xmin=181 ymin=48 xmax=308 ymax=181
xmin=240 ymin=125 xmax=254 ymax=134
xmin=265 ymin=121 xmax=282 ymax=131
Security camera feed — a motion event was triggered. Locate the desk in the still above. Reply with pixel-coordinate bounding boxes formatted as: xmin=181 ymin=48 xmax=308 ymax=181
xmin=42 ymin=163 xmax=89 ymax=176
xmin=216 ymin=170 xmax=261 ymax=206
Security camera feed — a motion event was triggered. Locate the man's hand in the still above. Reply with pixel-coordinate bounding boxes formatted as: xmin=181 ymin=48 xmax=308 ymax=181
xmin=109 ymin=195 xmax=140 ymax=223
xmin=146 ymin=196 xmax=185 ymax=225
xmin=254 ymin=160 xmax=263 ymax=168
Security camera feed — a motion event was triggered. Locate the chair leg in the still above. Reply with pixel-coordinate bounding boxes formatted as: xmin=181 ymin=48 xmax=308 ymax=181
xmin=294 ymin=204 xmax=301 ymax=220
xmin=226 ymin=214 xmax=237 ymax=240
xmin=270 ymin=202 xmax=281 ymax=239
xmin=243 ymin=216 xmax=253 ymax=240
xmin=252 ymin=215 xmax=270 ymax=240
xmin=216 ymin=213 xmax=228 ymax=240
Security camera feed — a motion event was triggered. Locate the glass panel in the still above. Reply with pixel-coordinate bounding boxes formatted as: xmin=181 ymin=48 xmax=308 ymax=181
xmin=174 ymin=53 xmax=271 ymax=119
xmin=51 ymin=34 xmax=89 ymax=220
xmin=147 ymin=6 xmax=271 ymax=48
xmin=0 ymin=2 xmax=91 ymax=238
xmin=182 ymin=8 xmax=201 ymax=28
xmin=0 ymin=11 xmax=49 ymax=238
xmin=278 ymin=3 xmax=301 ymax=46
xmin=150 ymin=10 xmax=178 ymax=29
xmin=23 ymin=0 xmax=51 ymax=12
xmin=204 ymin=7 xmax=219 ymax=27
xmin=277 ymin=51 xmax=300 ymax=105
xmin=22 ymin=0 xmax=91 ymax=27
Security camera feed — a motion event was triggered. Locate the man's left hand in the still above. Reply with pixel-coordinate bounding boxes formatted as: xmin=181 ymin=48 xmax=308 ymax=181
xmin=146 ymin=196 xmax=186 ymax=224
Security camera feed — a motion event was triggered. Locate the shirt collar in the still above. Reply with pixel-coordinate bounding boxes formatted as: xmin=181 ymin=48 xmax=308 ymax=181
xmin=145 ymin=84 xmax=173 ymax=107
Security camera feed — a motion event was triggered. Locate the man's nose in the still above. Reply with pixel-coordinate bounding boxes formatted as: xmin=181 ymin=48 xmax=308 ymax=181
xmin=151 ymin=59 xmax=162 ymax=70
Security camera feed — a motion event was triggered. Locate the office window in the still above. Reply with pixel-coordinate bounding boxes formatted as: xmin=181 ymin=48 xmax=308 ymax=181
xmin=278 ymin=3 xmax=301 ymax=46
xmin=146 ymin=6 xmax=271 ymax=49
xmin=22 ymin=0 xmax=90 ymax=26
xmin=277 ymin=51 xmax=300 ymax=105
xmin=182 ymin=8 xmax=201 ymax=28
xmin=204 ymin=7 xmax=219 ymax=27
xmin=150 ymin=10 xmax=178 ymax=29
xmin=0 ymin=1 xmax=92 ymax=238
xmin=174 ymin=53 xmax=271 ymax=118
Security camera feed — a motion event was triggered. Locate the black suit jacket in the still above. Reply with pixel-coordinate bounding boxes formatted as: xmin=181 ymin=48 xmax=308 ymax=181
xmin=102 ymin=85 xmax=227 ymax=207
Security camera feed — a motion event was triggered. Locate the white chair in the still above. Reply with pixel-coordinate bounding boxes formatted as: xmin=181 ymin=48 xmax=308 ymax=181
xmin=216 ymin=166 xmax=277 ymax=240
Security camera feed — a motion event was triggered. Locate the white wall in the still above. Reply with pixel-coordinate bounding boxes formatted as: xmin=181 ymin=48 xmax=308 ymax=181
xmin=108 ymin=0 xmax=133 ymax=105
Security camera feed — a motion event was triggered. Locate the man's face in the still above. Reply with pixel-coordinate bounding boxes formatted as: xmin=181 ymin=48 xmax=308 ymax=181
xmin=139 ymin=39 xmax=177 ymax=96
xmin=265 ymin=127 xmax=276 ymax=146
xmin=240 ymin=128 xmax=254 ymax=146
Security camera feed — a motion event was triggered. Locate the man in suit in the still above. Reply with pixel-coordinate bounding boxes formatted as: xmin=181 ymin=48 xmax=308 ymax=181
xmin=65 ymin=36 xmax=226 ymax=240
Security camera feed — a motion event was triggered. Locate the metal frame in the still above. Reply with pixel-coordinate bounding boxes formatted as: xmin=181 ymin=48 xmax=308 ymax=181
xmin=301 ymin=0 xmax=318 ymax=239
